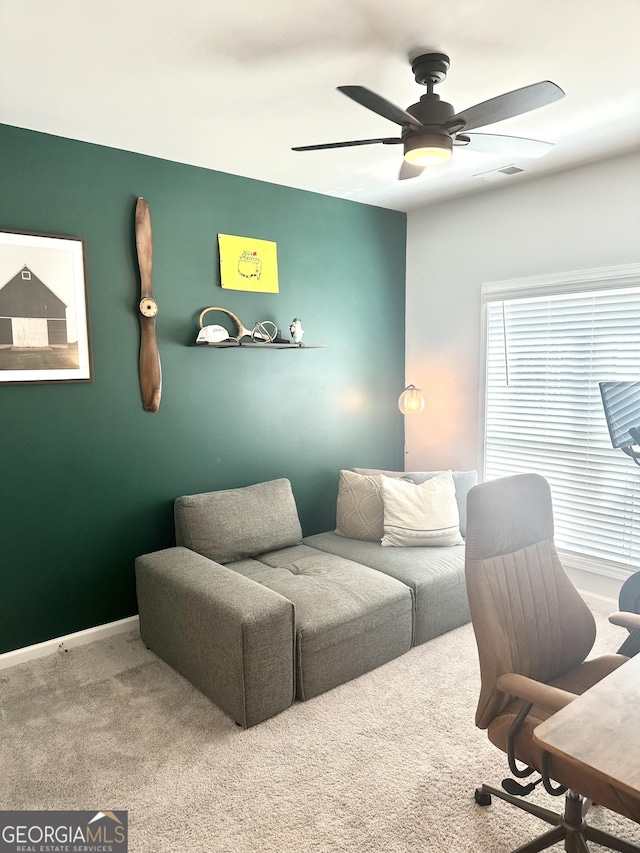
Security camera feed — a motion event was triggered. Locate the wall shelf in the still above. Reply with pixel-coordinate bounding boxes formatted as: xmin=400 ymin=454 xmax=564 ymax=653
xmin=194 ymin=341 xmax=324 ymax=349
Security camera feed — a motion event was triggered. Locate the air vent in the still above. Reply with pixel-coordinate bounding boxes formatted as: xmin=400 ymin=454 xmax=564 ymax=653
xmin=474 ymin=165 xmax=527 ymax=182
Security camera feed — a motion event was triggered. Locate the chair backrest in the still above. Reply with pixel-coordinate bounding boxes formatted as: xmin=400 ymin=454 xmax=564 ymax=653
xmin=465 ymin=474 xmax=596 ymax=729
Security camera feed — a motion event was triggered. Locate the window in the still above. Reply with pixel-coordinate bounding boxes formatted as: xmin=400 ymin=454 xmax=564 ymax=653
xmin=482 ymin=264 xmax=640 ymax=574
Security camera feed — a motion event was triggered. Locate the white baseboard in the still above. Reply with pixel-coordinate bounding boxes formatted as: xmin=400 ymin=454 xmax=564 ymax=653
xmin=0 ymin=615 xmax=140 ymax=671
xmin=577 ymin=589 xmax=619 ymax=611
xmin=565 ymin=566 xmax=622 ymax=609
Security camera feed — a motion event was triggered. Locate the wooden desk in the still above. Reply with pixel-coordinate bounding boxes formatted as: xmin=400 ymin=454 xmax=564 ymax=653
xmin=533 ymin=653 xmax=640 ymax=800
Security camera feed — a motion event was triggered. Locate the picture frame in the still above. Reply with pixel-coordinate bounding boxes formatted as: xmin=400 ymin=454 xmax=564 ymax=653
xmin=0 ymin=229 xmax=92 ymax=384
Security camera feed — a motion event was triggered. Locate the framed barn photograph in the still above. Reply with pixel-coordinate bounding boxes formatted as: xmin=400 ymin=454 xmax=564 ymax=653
xmin=0 ymin=230 xmax=92 ymax=384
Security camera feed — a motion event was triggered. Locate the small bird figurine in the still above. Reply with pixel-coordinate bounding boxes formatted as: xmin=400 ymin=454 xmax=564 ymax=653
xmin=289 ymin=318 xmax=304 ymax=345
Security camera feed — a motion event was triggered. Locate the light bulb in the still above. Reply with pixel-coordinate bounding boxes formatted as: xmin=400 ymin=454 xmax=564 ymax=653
xmin=398 ymin=385 xmax=425 ymax=415
xmin=404 ymin=146 xmax=452 ymax=166
xmin=403 ymin=133 xmax=453 ymax=167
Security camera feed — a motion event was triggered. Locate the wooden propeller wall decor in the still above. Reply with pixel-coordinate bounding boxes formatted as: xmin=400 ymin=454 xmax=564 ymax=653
xmin=135 ymin=197 xmax=162 ymax=412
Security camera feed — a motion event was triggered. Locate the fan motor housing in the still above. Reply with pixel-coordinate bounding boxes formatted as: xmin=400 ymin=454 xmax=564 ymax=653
xmin=407 ymin=94 xmax=456 ymax=128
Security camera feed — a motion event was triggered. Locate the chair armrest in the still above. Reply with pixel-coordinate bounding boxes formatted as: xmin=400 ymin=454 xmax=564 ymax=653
xmin=496 ymin=673 xmax=577 ymax=715
xmin=136 ymin=546 xmax=295 ymax=727
xmin=609 ymin=610 xmax=640 ymax=631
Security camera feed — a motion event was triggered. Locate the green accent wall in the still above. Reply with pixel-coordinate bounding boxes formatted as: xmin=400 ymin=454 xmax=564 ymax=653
xmin=0 ymin=122 xmax=406 ymax=654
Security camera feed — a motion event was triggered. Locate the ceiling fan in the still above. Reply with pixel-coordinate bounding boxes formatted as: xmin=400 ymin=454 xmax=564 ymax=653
xmin=292 ymin=53 xmax=565 ymax=180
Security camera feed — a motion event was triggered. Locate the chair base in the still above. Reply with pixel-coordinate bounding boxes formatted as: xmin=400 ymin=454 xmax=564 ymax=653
xmin=475 ymin=785 xmax=640 ymax=853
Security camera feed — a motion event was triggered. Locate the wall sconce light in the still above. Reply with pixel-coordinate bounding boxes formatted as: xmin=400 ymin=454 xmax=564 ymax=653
xmin=398 ymin=384 xmax=425 ymax=415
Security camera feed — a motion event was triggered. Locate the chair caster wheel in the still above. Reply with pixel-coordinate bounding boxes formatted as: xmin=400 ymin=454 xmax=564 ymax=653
xmin=475 ymin=787 xmax=492 ymax=806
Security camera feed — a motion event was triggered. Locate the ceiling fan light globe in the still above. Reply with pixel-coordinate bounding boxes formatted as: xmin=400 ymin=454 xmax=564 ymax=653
xmin=404 ymin=147 xmax=451 ymax=166
xmin=403 ymin=134 xmax=453 ymax=167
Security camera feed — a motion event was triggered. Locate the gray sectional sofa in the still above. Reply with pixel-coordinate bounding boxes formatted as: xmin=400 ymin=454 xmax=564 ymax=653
xmin=136 ymin=473 xmax=472 ymax=727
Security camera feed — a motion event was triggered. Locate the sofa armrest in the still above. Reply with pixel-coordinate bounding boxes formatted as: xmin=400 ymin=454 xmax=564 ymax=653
xmin=136 ymin=546 xmax=295 ymax=727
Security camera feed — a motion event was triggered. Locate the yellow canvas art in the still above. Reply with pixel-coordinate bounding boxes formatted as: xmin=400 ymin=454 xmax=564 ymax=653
xmin=218 ymin=234 xmax=279 ymax=293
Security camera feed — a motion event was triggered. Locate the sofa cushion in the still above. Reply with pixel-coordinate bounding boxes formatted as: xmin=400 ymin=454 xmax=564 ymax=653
xmin=174 ymin=478 xmax=302 ymax=564
xmin=353 ymin=468 xmax=477 ymax=537
xmin=227 ymin=544 xmax=413 ymax=700
xmin=334 ymin=469 xmax=385 ymax=542
xmin=380 ymin=472 xmax=463 ymax=547
xmin=303 ymin=532 xmax=469 ymax=646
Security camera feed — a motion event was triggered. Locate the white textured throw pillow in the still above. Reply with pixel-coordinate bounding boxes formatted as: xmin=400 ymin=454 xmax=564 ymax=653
xmin=381 ymin=471 xmax=463 ymax=547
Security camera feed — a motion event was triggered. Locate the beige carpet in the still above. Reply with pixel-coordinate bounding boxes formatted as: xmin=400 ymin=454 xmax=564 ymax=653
xmin=2 ymin=602 xmax=639 ymax=852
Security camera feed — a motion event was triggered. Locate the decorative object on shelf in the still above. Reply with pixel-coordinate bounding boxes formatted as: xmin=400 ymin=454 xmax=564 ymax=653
xmin=398 ymin=384 xmax=425 ymax=414
xmin=218 ymin=234 xmax=279 ymax=293
xmin=251 ymin=320 xmax=278 ymax=343
xmin=289 ymin=318 xmax=304 ymax=344
xmin=197 ymin=306 xmax=248 ymax=343
xmin=195 ymin=307 xmax=322 ymax=349
xmin=0 ymin=229 xmax=92 ymax=384
xmin=197 ymin=324 xmax=230 ymax=344
xmin=270 ymin=329 xmax=293 ymax=345
xmin=135 ymin=198 xmax=162 ymax=412
xmin=197 ymin=308 xmax=292 ymax=346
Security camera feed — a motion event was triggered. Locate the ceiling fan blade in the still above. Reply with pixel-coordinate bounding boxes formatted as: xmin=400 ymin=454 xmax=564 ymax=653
xmin=399 ymin=162 xmax=424 ymax=181
xmin=292 ymin=137 xmax=401 ymax=151
xmin=456 ymin=132 xmax=555 ymax=158
xmin=448 ymin=81 xmax=564 ymax=132
xmin=338 ymin=86 xmax=424 ymax=129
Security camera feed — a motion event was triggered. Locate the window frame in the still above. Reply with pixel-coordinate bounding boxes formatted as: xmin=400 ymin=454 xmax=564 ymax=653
xmin=479 ymin=262 xmax=640 ymax=582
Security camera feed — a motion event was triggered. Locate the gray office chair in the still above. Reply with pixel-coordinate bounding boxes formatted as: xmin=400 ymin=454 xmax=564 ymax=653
xmin=465 ymin=473 xmax=640 ymax=852
xmin=615 ymin=571 xmax=640 ymax=656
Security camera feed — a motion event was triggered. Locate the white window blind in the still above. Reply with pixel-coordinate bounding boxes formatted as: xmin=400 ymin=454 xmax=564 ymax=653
xmin=482 ymin=266 xmax=640 ymax=571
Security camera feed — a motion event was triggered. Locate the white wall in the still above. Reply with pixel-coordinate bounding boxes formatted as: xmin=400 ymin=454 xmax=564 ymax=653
xmin=405 ymin=150 xmax=640 ymax=473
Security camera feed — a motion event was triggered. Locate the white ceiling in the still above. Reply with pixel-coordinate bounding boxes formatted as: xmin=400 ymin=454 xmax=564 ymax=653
xmin=1 ymin=0 xmax=640 ymax=212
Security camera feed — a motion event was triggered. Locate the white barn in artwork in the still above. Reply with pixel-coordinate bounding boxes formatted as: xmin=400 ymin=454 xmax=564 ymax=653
xmin=0 ymin=265 xmax=68 ymax=348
